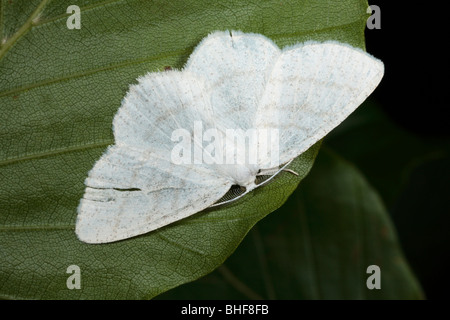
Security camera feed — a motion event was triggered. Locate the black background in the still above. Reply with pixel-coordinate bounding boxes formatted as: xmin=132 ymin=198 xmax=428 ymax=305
xmin=364 ymin=1 xmax=449 ymax=299
xmin=365 ymin=2 xmax=448 ymax=137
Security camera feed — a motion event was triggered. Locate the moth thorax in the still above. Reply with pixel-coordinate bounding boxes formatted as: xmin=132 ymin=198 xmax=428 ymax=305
xmin=229 ymin=164 xmax=258 ymax=187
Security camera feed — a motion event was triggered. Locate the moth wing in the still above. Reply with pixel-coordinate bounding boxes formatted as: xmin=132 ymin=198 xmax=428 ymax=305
xmin=255 ymin=42 xmax=384 ymax=168
xmin=185 ymin=30 xmax=280 ymax=131
xmin=77 ymin=71 xmax=233 ymax=243
xmin=113 ymin=70 xmax=220 ymax=155
xmin=76 ymin=145 xmax=231 ymax=243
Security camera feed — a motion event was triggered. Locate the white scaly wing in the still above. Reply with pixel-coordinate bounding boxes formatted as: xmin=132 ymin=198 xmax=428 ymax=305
xmin=184 ymin=30 xmax=280 ymax=131
xmin=255 ymin=41 xmax=384 ymax=168
xmin=76 ymin=71 xmax=232 ymax=243
xmin=76 ymin=146 xmax=231 ymax=243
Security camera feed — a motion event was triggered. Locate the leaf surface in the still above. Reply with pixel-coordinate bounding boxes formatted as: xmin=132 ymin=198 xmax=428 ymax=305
xmin=0 ymin=0 xmax=369 ymax=299
xmin=159 ymin=149 xmax=424 ymax=300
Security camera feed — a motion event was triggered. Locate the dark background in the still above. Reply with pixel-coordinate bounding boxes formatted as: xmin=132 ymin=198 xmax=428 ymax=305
xmin=365 ymin=1 xmax=448 ymax=137
xmin=362 ymin=1 xmax=449 ymax=299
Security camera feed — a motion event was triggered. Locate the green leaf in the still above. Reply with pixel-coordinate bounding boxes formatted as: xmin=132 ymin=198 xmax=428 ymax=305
xmin=325 ymin=102 xmax=450 ymax=299
xmin=0 ymin=0 xmax=369 ymax=299
xmin=159 ymin=149 xmax=424 ymax=299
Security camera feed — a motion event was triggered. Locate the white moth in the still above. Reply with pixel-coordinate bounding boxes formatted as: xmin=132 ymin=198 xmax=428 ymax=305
xmin=76 ymin=30 xmax=384 ymax=244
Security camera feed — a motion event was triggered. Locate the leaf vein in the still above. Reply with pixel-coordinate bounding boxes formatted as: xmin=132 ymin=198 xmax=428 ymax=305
xmin=0 ymin=17 xmax=365 ymax=98
xmin=0 ymin=0 xmax=51 ymax=60
xmin=0 ymin=139 xmax=112 ymax=167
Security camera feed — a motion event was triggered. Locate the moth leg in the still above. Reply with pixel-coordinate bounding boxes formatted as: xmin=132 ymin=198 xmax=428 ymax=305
xmin=282 ymin=168 xmax=299 ymax=176
xmin=257 ymin=167 xmax=280 ymax=176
